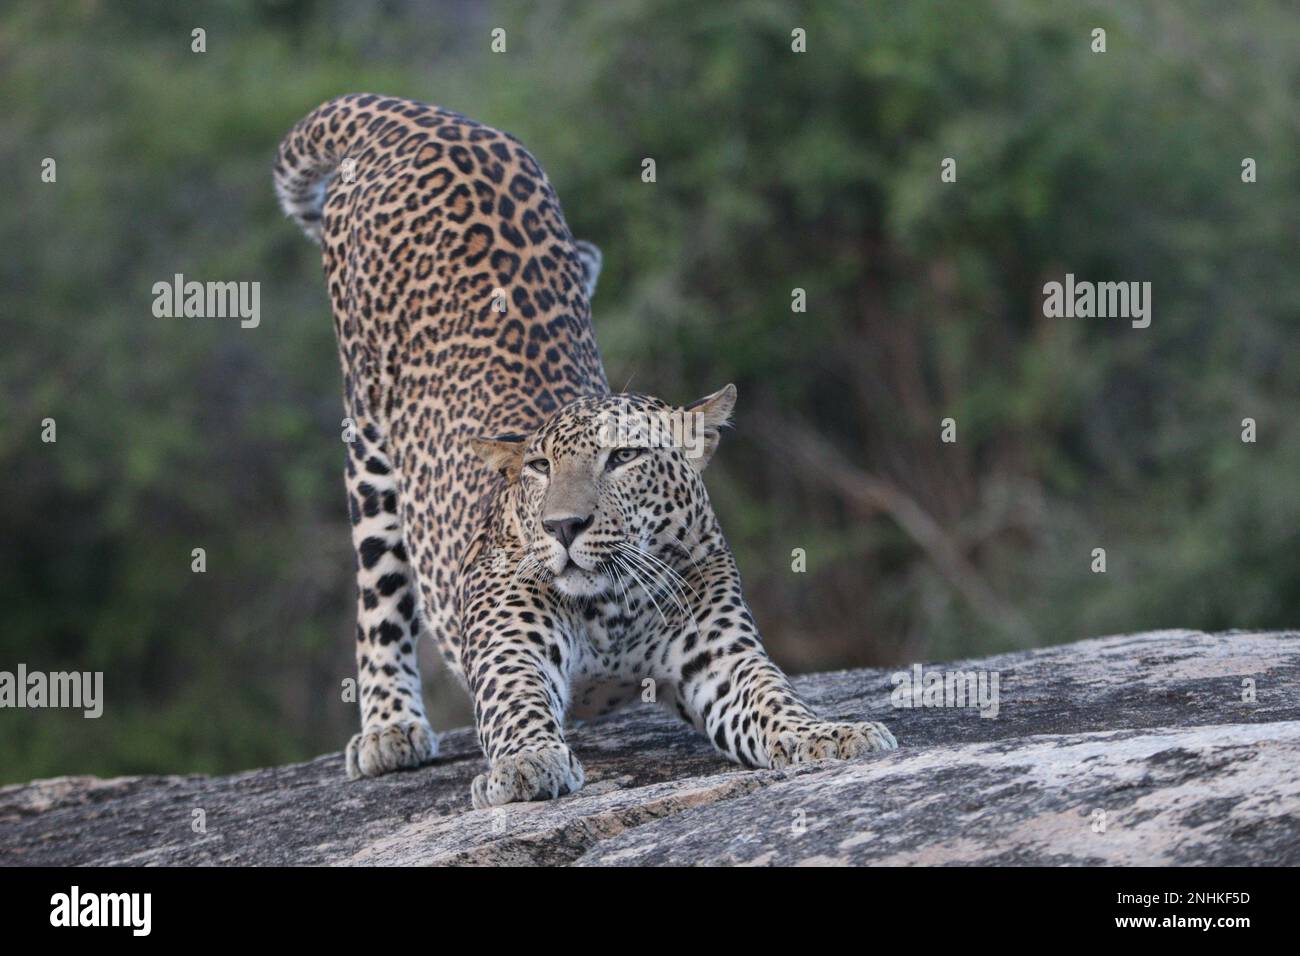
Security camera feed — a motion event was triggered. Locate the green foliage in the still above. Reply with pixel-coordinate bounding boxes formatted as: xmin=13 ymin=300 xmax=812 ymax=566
xmin=1 ymin=0 xmax=1295 ymax=782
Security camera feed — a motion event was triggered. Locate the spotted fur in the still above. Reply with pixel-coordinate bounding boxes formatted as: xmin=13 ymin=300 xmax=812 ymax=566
xmin=274 ymin=94 xmax=897 ymax=807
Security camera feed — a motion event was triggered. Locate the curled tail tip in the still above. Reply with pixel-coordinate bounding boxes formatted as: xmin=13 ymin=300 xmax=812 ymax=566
xmin=574 ymin=240 xmax=602 ymax=299
xmin=274 ymin=101 xmax=351 ymax=244
xmin=273 ymin=157 xmax=331 ymax=245
xmin=279 ymin=192 xmax=327 ymax=245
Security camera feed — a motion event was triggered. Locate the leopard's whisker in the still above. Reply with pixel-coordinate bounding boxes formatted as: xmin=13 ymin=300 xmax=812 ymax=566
xmin=615 ymin=544 xmax=691 ymax=625
xmin=618 ymin=543 xmax=706 ymax=643
xmin=608 ymin=559 xmax=632 ymax=615
xmin=623 ymin=542 xmax=700 ymax=603
xmin=484 ymin=551 xmax=546 ymax=621
xmin=616 ymin=542 xmax=685 ymax=603
xmin=612 ymin=553 xmax=669 ymax=627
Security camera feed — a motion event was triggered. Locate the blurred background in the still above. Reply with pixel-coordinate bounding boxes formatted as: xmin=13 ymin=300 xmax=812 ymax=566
xmin=1 ymin=0 xmax=1296 ymax=784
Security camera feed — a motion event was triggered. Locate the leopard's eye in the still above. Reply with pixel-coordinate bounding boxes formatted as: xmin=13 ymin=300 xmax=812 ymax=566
xmin=526 ymin=458 xmax=550 ymax=475
xmin=607 ymin=447 xmax=645 ymax=470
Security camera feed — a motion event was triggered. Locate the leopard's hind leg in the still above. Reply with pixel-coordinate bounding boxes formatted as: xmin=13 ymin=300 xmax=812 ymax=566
xmin=342 ymin=381 xmax=438 ymax=778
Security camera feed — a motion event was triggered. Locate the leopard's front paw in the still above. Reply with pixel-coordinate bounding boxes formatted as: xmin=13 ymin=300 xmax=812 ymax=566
xmin=768 ymin=720 xmax=898 ymax=769
xmin=346 ymin=719 xmax=438 ymax=779
xmin=470 ymin=745 xmax=584 ymax=809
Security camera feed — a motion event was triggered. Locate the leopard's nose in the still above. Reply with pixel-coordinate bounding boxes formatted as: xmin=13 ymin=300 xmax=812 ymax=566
xmin=543 ymin=514 xmax=594 ymax=550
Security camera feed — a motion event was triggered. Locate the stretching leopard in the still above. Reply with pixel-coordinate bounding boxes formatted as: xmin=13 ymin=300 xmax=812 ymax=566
xmin=274 ymin=94 xmax=897 ymax=808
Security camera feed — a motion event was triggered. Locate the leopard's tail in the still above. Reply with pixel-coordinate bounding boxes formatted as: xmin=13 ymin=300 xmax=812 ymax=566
xmin=273 ymin=95 xmax=378 ymax=245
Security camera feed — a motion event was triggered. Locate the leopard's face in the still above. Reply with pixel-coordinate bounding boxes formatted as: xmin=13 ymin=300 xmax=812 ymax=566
xmin=474 ymin=388 xmax=736 ymax=599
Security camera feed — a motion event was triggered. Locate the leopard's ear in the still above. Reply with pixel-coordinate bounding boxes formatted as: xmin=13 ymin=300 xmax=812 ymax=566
xmin=470 ymin=433 xmax=528 ymax=482
xmin=682 ymin=384 xmax=737 ymax=470
xmin=574 ymin=240 xmax=602 ymax=300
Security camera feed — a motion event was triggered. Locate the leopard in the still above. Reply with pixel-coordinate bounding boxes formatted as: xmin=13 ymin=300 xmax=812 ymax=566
xmin=273 ymin=93 xmax=897 ymax=809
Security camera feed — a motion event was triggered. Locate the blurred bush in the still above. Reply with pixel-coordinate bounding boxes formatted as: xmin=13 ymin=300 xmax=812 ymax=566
xmin=1 ymin=0 xmax=1295 ymax=782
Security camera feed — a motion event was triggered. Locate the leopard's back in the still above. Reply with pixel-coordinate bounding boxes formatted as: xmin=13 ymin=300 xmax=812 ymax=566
xmin=275 ymin=94 xmax=608 ymax=665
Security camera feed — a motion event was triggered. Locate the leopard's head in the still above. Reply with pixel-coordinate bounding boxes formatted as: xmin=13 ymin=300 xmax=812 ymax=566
xmin=471 ymin=386 xmax=735 ymax=598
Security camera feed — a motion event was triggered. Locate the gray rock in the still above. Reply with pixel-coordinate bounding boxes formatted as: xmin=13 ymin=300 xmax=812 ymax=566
xmin=2 ymin=629 xmax=1297 ymax=866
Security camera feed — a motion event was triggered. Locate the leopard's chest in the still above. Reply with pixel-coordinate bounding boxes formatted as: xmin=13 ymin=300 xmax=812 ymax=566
xmin=568 ymin=602 xmax=652 ymax=676
xmin=565 ymin=611 xmax=659 ymax=719
xmin=574 ymin=600 xmax=644 ymax=660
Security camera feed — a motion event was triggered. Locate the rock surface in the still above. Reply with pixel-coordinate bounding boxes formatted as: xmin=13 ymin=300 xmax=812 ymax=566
xmin=2 ymin=629 xmax=1297 ymax=866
